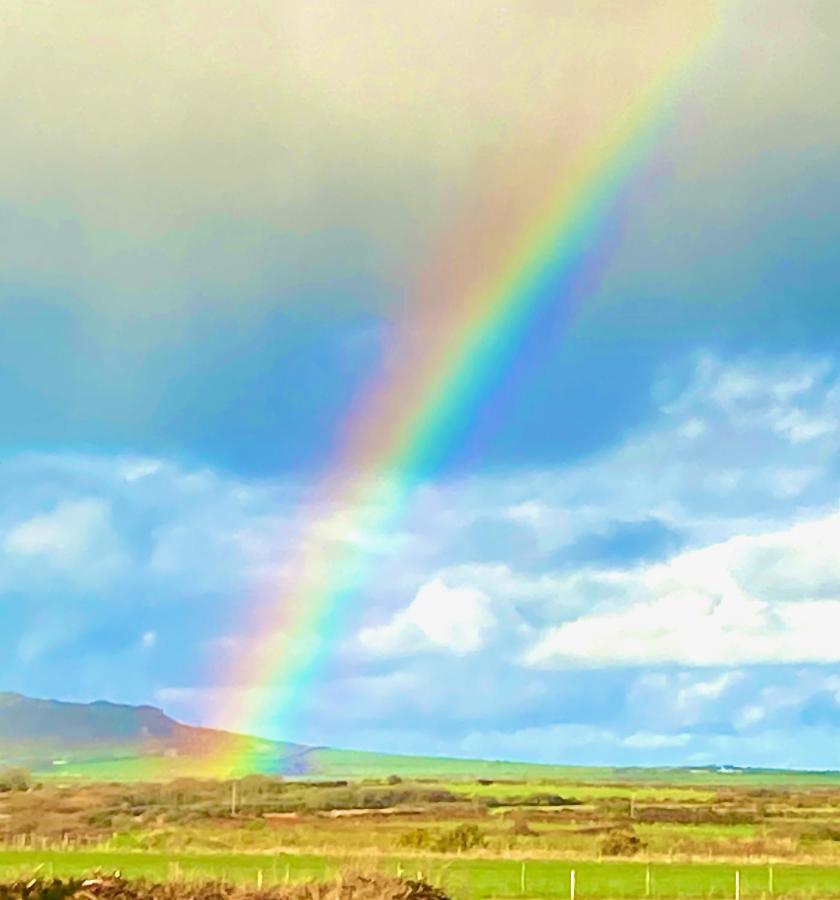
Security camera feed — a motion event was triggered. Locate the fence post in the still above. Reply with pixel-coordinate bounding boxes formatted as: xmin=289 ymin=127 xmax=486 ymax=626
xmin=570 ymin=868 xmax=576 ymax=900
xmin=645 ymin=864 xmax=651 ymax=897
xmin=521 ymin=862 xmax=526 ymax=895
xmin=735 ymin=870 xmax=740 ymax=900
xmin=768 ymin=864 xmax=774 ymax=895
xmin=257 ymin=870 xmax=263 ymax=890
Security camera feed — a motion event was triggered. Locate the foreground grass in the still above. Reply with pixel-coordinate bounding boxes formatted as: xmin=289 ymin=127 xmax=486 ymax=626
xmin=3 ymin=850 xmax=840 ymax=898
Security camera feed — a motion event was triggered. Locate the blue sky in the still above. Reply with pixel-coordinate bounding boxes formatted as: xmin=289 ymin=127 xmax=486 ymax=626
xmin=2 ymin=0 xmax=840 ymax=768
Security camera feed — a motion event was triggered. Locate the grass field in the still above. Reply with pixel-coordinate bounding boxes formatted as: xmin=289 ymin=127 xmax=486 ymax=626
xmin=2 ymin=849 xmax=840 ymax=898
xmin=7 ymin=768 xmax=840 ymax=897
xmin=32 ymin=752 xmax=840 ymax=788
xmin=441 ymin=781 xmax=717 ymax=803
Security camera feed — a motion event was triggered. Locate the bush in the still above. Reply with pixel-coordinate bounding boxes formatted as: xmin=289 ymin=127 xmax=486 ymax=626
xmin=484 ymin=792 xmax=581 ymax=808
xmin=799 ymin=824 xmax=840 ymax=844
xmin=400 ymin=824 xmax=486 ymax=853
xmin=302 ymin=786 xmax=458 ymax=812
xmin=239 ymin=774 xmax=283 ymax=794
xmin=526 ymin=793 xmax=581 ymax=807
xmin=599 ymin=827 xmax=644 ymax=857
xmin=434 ymin=823 xmax=485 ymax=853
xmin=509 ymin=813 xmax=536 ymax=836
xmin=0 ymin=768 xmax=31 ymax=792
xmin=398 ymin=828 xmax=433 ymax=850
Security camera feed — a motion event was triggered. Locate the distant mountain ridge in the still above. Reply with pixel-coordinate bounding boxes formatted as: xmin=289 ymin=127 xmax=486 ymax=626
xmin=0 ymin=691 xmax=312 ymax=775
xmin=0 ymin=691 xmax=576 ymax=781
xmin=0 ymin=691 xmax=185 ymax=743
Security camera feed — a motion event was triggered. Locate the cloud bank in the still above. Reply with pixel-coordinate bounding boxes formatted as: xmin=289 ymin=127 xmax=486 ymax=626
xmin=4 ymin=352 xmax=840 ymax=766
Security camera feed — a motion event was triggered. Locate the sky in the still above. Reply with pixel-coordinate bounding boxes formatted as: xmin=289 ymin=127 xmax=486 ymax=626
xmin=1 ymin=0 xmax=840 ymax=769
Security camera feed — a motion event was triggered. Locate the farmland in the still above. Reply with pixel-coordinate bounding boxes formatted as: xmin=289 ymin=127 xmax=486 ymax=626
xmin=5 ymin=771 xmax=840 ymax=896
xmin=4 ymin=851 xmax=840 ymax=899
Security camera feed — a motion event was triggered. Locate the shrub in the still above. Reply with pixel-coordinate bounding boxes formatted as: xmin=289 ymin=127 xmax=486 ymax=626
xmin=302 ymin=786 xmax=458 ymax=812
xmin=0 ymin=768 xmax=31 ymax=792
xmin=398 ymin=827 xmax=433 ymax=850
xmin=599 ymin=827 xmax=644 ymax=857
xmin=434 ymin=823 xmax=486 ymax=853
xmin=484 ymin=793 xmax=580 ymax=808
xmin=400 ymin=824 xmax=485 ymax=853
xmin=526 ymin=793 xmax=581 ymax=807
xmin=799 ymin=824 xmax=840 ymax=844
xmin=509 ymin=812 xmax=536 ymax=836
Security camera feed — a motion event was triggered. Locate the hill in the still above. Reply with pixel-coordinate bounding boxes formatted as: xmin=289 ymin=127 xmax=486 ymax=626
xmin=4 ymin=692 xmax=840 ymax=786
xmin=0 ymin=692 xmax=579 ymax=781
xmin=0 ymin=692 xmax=590 ymax=781
xmin=0 ymin=692 xmax=311 ymax=777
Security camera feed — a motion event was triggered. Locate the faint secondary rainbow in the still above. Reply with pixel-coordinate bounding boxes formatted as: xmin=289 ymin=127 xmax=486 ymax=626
xmin=209 ymin=4 xmax=730 ymax=772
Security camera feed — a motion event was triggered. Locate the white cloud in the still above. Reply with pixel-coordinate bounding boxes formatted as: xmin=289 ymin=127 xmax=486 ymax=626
xmin=3 ymin=498 xmax=126 ymax=582
xmin=678 ymin=417 xmax=707 ymax=440
xmin=734 ymin=705 xmax=765 ymax=729
xmin=382 ymin=354 xmax=840 ymax=588
xmin=504 ymin=501 xmax=548 ymax=526
xmin=526 ymin=508 xmax=840 ymax=668
xmin=140 ymin=631 xmax=157 ymax=649
xmin=675 ymin=672 xmax=742 ymax=708
xmin=621 ymin=671 xmax=748 ymax=734
xmin=358 ymin=578 xmax=497 ymax=657
xmin=5 ymin=499 xmax=104 ymax=559
xmin=121 ymin=459 xmax=162 ymax=482
xmin=665 ymin=355 xmax=840 ymax=447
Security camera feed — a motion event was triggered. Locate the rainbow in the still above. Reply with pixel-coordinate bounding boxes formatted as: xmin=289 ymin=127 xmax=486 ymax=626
xmin=209 ymin=3 xmax=730 ymax=772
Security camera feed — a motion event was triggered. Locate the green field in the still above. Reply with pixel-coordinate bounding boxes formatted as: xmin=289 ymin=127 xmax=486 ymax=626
xmin=7 ymin=764 xmax=840 ymax=898
xmin=32 ymin=750 xmax=840 ymax=787
xmin=441 ymin=781 xmax=717 ymax=803
xmin=2 ymin=850 xmax=840 ymax=898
